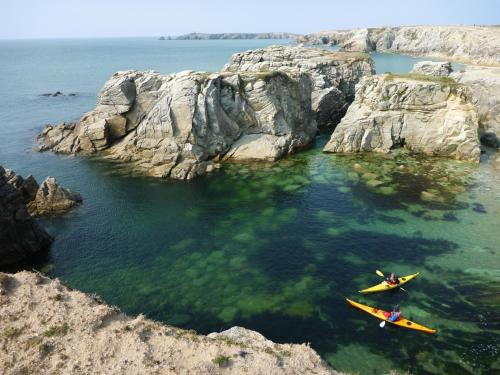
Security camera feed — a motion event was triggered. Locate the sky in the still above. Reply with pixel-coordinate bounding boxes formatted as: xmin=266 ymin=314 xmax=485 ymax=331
xmin=1 ymin=0 xmax=499 ymax=39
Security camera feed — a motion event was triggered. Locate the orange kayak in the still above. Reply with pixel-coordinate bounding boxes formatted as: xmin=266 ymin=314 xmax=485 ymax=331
xmin=346 ymin=298 xmax=437 ymax=334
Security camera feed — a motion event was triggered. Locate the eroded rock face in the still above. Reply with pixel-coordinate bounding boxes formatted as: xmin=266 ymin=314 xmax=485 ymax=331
xmin=223 ymin=45 xmax=375 ymax=128
xmin=411 ymin=61 xmax=453 ymax=77
xmin=324 ymin=74 xmax=481 ymax=162
xmin=452 ymin=65 xmax=500 ymax=148
xmin=37 ymin=69 xmax=317 ymax=179
xmin=0 ymin=167 xmax=52 ymax=267
xmin=297 ymin=26 xmax=500 ymax=66
xmin=0 ymin=271 xmax=338 ymax=375
xmin=27 ymin=177 xmax=82 ymax=217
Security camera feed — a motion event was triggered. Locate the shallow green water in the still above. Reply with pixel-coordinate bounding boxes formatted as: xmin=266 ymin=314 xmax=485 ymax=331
xmin=0 ymin=38 xmax=498 ymax=374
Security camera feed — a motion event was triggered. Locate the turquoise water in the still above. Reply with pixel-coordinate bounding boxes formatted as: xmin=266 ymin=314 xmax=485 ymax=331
xmin=0 ymin=38 xmax=498 ymax=374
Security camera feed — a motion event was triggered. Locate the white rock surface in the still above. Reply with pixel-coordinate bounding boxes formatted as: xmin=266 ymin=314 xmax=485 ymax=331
xmin=411 ymin=61 xmax=453 ymax=77
xmin=223 ymin=45 xmax=375 ymax=128
xmin=452 ymin=65 xmax=500 ymax=147
xmin=37 ymin=69 xmax=317 ymax=179
xmin=324 ymin=74 xmax=481 ymax=162
xmin=297 ymin=26 xmax=500 ymax=66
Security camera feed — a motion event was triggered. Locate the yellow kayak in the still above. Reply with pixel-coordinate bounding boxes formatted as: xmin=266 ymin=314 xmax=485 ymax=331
xmin=346 ymin=298 xmax=437 ymax=334
xmin=359 ymin=272 xmax=420 ymax=293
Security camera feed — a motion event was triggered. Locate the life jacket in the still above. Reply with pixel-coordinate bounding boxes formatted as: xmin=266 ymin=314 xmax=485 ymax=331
xmin=388 ymin=311 xmax=401 ymax=322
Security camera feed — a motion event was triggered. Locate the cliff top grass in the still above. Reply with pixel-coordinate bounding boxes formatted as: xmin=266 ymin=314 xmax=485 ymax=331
xmin=383 ymin=72 xmax=458 ymax=86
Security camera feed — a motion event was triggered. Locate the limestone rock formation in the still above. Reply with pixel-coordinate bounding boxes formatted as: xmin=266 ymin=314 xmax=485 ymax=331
xmin=0 ymin=271 xmax=339 ymax=375
xmin=27 ymin=177 xmax=82 ymax=217
xmin=175 ymin=32 xmax=300 ymax=40
xmin=297 ymin=26 xmax=500 ymax=66
xmin=0 ymin=167 xmax=52 ymax=267
xmin=323 ymin=74 xmax=481 ymax=162
xmin=223 ymin=45 xmax=375 ymax=128
xmin=411 ymin=61 xmax=453 ymax=77
xmin=452 ymin=65 xmax=500 ymax=148
xmin=37 ymin=69 xmax=317 ymax=179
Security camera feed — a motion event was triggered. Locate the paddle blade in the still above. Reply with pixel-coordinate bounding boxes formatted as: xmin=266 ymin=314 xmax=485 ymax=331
xmin=376 ymin=270 xmax=385 ymax=277
xmin=379 ymin=321 xmax=386 ymax=328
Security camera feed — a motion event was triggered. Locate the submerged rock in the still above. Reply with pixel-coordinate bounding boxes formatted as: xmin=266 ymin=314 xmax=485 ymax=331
xmin=0 ymin=271 xmax=339 ymax=375
xmin=37 ymin=69 xmax=317 ymax=179
xmin=0 ymin=167 xmax=52 ymax=267
xmin=27 ymin=177 xmax=82 ymax=217
xmin=452 ymin=65 xmax=500 ymax=148
xmin=223 ymin=45 xmax=375 ymax=128
xmin=324 ymin=74 xmax=480 ymax=162
xmin=411 ymin=61 xmax=453 ymax=77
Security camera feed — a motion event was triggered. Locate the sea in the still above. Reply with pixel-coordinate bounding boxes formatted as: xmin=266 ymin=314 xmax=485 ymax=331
xmin=0 ymin=38 xmax=498 ymax=374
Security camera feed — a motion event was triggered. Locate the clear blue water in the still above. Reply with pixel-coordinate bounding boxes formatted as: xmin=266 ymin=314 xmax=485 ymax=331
xmin=0 ymin=38 xmax=498 ymax=374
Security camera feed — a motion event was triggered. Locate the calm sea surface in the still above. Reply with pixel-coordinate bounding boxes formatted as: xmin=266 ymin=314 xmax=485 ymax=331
xmin=0 ymin=38 xmax=498 ymax=374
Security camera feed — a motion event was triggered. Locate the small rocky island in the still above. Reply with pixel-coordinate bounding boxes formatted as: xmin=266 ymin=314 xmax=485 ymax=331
xmin=0 ymin=167 xmax=81 ymax=267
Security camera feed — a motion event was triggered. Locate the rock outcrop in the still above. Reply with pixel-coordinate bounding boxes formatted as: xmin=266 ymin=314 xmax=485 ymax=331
xmin=324 ymin=74 xmax=481 ymax=162
xmin=0 ymin=167 xmax=52 ymax=267
xmin=37 ymin=68 xmax=318 ymax=179
xmin=297 ymin=26 xmax=500 ymax=66
xmin=452 ymin=65 xmax=500 ymax=148
xmin=0 ymin=271 xmax=339 ymax=375
xmin=223 ymin=45 xmax=375 ymax=128
xmin=411 ymin=61 xmax=453 ymax=77
xmin=175 ymin=32 xmax=300 ymax=40
xmin=27 ymin=177 xmax=82 ymax=216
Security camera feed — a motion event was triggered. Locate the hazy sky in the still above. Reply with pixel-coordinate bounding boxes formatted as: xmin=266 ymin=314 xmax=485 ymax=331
xmin=1 ymin=0 xmax=499 ymax=39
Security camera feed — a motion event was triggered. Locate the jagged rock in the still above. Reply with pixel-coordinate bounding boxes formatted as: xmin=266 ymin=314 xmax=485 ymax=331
xmin=27 ymin=177 xmax=82 ymax=216
xmin=0 ymin=271 xmax=339 ymax=375
xmin=411 ymin=61 xmax=453 ymax=77
xmin=0 ymin=167 xmax=52 ymax=267
xmin=452 ymin=65 xmax=500 ymax=148
xmin=324 ymin=74 xmax=480 ymax=162
xmin=223 ymin=45 xmax=375 ymax=128
xmin=297 ymin=26 xmax=500 ymax=66
xmin=37 ymin=69 xmax=317 ymax=179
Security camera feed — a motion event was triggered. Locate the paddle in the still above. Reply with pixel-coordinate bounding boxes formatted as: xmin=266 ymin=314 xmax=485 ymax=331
xmin=379 ymin=321 xmax=386 ymax=328
xmin=375 ymin=270 xmax=408 ymax=292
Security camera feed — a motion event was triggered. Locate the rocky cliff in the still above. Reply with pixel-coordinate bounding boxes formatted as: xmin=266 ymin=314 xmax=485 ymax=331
xmin=323 ymin=74 xmax=481 ymax=162
xmin=37 ymin=47 xmax=375 ymax=179
xmin=223 ymin=45 xmax=375 ymax=128
xmin=0 ymin=271 xmax=339 ymax=375
xmin=452 ymin=65 xmax=500 ymax=148
xmin=37 ymin=69 xmax=316 ymax=179
xmin=0 ymin=168 xmax=52 ymax=267
xmin=297 ymin=26 xmax=500 ymax=66
xmin=175 ymin=32 xmax=299 ymax=40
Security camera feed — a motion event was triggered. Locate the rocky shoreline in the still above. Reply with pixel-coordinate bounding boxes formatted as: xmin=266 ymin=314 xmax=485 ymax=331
xmin=173 ymin=32 xmax=299 ymax=40
xmin=296 ymin=25 xmax=500 ymax=67
xmin=36 ymin=46 xmax=373 ymax=180
xmin=0 ymin=167 xmax=81 ymax=267
xmin=0 ymin=271 xmax=339 ymax=375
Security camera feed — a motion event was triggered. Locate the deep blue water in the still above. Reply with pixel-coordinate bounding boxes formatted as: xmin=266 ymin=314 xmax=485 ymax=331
xmin=0 ymin=38 xmax=498 ymax=374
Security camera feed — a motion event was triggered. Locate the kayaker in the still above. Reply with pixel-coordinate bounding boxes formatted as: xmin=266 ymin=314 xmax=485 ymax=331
xmin=388 ymin=305 xmax=401 ymax=322
xmin=385 ymin=273 xmax=400 ymax=285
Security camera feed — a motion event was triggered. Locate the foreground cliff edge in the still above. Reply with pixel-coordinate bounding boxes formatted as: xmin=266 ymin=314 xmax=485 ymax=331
xmin=0 ymin=271 xmax=339 ymax=375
